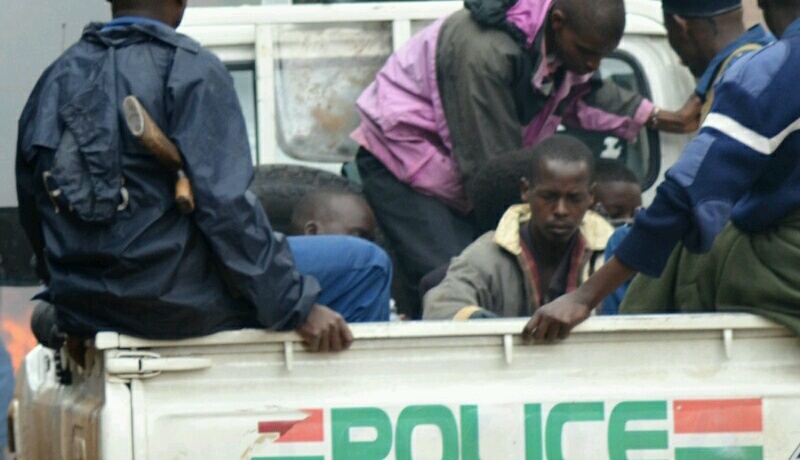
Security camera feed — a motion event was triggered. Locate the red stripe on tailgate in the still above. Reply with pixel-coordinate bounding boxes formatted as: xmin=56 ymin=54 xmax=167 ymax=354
xmin=275 ymin=409 xmax=324 ymax=443
xmin=258 ymin=421 xmax=297 ymax=436
xmin=674 ymin=399 xmax=762 ymax=434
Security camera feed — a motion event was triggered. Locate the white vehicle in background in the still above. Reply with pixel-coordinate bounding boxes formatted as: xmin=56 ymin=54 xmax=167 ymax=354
xmin=9 ymin=1 xmax=800 ymax=459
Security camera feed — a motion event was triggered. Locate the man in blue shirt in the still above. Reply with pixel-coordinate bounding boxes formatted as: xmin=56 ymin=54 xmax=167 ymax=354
xmin=662 ymin=0 xmax=774 ymax=125
xmin=599 ymin=0 xmax=774 ymax=314
xmin=16 ymin=0 xmax=391 ymax=352
xmin=524 ymin=0 xmax=800 ymax=342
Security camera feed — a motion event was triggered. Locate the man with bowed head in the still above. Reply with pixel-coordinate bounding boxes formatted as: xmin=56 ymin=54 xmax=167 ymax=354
xmin=423 ymin=136 xmax=613 ymax=320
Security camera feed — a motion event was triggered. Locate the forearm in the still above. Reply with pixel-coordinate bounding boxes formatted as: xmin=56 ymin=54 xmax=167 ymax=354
xmin=570 ymin=257 xmax=637 ymax=309
xmin=566 ymin=78 xmax=653 ymax=140
xmin=646 ymin=95 xmax=702 ymax=133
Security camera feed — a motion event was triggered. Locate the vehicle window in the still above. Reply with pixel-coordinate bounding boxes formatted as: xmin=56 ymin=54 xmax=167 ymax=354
xmin=560 ymin=51 xmax=660 ymax=191
xmin=272 ymin=22 xmax=392 ymax=163
xmin=228 ymin=65 xmax=260 ymax=164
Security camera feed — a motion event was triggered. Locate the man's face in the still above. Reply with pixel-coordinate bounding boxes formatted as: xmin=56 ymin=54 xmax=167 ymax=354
xmin=594 ymin=180 xmax=642 ymax=221
xmin=522 ymin=159 xmax=594 ymax=244
xmin=664 ymin=13 xmax=707 ymax=77
xmin=314 ymin=196 xmax=378 ymax=242
xmin=550 ymin=10 xmax=619 ymax=74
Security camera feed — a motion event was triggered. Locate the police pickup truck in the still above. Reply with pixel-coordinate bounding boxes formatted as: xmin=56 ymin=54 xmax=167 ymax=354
xmin=10 ymin=1 xmax=800 ymax=459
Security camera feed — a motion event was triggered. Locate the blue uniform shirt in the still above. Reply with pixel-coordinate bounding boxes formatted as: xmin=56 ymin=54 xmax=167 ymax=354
xmin=694 ymin=24 xmax=775 ymax=102
xmin=616 ymin=17 xmax=800 ymax=277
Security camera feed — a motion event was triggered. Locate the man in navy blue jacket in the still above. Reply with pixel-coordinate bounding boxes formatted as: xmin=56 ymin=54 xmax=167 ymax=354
xmin=525 ymin=0 xmax=800 ymax=342
xmin=16 ymin=0 xmax=391 ymax=351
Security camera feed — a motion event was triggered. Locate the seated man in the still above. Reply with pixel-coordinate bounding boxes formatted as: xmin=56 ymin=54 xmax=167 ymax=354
xmin=417 ymin=149 xmax=536 ymax=301
xmin=290 ymin=190 xmax=378 ymax=242
xmin=423 ymin=136 xmax=613 ymax=319
xmin=593 ymin=159 xmax=642 ymax=225
xmin=288 ymin=190 xmax=389 ymax=322
xmin=16 ymin=0 xmax=390 ymax=352
xmin=590 ymin=160 xmax=643 ymax=315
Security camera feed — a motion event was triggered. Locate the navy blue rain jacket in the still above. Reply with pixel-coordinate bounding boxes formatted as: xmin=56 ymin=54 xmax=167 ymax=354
xmin=16 ymin=21 xmax=319 ymax=339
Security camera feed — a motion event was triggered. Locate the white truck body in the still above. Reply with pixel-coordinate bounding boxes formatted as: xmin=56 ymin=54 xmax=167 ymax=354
xmin=13 ymin=2 xmax=800 ymax=460
xmin=12 ymin=315 xmax=800 ymax=459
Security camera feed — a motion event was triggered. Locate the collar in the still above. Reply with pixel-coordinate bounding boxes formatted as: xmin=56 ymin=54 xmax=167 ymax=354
xmin=542 ymin=36 xmax=561 ymax=73
xmin=695 ymin=24 xmax=775 ymax=99
xmin=492 ymin=204 xmax=614 ymax=255
xmin=783 ymin=16 xmax=800 ymax=39
xmin=534 ymin=34 xmax=563 ymax=90
xmin=102 ymin=16 xmax=172 ymax=31
xmin=86 ymin=17 xmax=199 ymax=53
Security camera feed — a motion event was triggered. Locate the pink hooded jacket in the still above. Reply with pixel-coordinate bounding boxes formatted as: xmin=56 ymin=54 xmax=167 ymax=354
xmin=351 ymin=0 xmax=654 ymax=213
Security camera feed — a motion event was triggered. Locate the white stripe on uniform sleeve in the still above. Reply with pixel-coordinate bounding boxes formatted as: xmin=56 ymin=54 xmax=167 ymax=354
xmin=702 ymin=112 xmax=800 ymax=155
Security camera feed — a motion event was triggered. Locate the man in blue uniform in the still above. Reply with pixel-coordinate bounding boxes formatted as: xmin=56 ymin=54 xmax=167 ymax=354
xmin=599 ymin=0 xmax=775 ymax=313
xmin=525 ymin=0 xmax=800 ymax=342
xmin=663 ymin=0 xmax=774 ymax=126
xmin=16 ymin=0 xmax=391 ymax=352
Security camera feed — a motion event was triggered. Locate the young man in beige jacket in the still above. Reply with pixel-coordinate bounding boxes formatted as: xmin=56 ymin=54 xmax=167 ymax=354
xmin=423 ymin=136 xmax=613 ymax=320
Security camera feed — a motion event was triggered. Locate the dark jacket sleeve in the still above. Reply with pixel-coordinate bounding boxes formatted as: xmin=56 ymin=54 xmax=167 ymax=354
xmin=437 ymin=13 xmax=525 ymax=200
xmin=15 ymin=149 xmax=48 ymax=283
xmin=166 ymin=49 xmax=319 ymax=331
xmin=614 ymin=58 xmax=779 ymax=277
xmin=16 ymin=86 xmax=49 ymax=283
xmin=561 ymin=76 xmax=653 ymax=141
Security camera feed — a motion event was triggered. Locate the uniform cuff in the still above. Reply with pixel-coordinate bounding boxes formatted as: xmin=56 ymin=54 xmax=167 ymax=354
xmin=613 ymin=222 xmax=676 ymax=278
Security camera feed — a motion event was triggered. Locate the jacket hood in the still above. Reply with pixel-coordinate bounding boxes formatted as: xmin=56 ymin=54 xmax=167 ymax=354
xmin=82 ymin=21 xmax=200 ymax=52
xmin=505 ymin=0 xmax=555 ymax=48
xmin=493 ymin=204 xmax=614 ymax=254
xmin=465 ymin=0 xmax=555 ymax=48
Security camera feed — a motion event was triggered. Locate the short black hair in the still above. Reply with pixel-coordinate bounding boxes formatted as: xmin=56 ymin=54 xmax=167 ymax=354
xmin=526 ymin=134 xmax=596 ymax=184
xmin=290 ymin=189 xmax=370 ymax=235
xmin=595 ymin=158 xmax=639 ymax=185
xmin=556 ymin=0 xmax=626 ymax=41
xmin=470 ymin=135 xmax=594 ymax=233
xmin=470 ymin=150 xmax=535 ymax=233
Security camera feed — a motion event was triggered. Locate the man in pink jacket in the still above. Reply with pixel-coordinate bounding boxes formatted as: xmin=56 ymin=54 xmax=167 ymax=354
xmin=352 ymin=0 xmax=686 ymax=316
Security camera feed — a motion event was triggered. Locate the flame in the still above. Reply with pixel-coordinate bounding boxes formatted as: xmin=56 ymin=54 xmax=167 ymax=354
xmin=2 ymin=316 xmax=36 ymax=372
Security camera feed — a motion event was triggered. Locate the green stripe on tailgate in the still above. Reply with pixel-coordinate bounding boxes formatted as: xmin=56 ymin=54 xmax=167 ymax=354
xmin=252 ymin=457 xmax=325 ymax=460
xmin=675 ymin=446 xmax=763 ymax=460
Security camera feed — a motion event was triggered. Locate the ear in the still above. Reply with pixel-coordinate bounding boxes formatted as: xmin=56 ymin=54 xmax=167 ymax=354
xmin=587 ymin=182 xmax=596 ymax=203
xmin=304 ymin=221 xmax=319 ymax=236
xmin=520 ymin=177 xmax=531 ymax=201
xmin=549 ymin=8 xmax=567 ymax=32
xmin=673 ymin=14 xmax=690 ymax=34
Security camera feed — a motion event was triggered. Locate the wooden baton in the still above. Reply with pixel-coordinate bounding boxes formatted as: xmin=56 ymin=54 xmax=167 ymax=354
xmin=123 ymin=95 xmax=195 ymax=214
